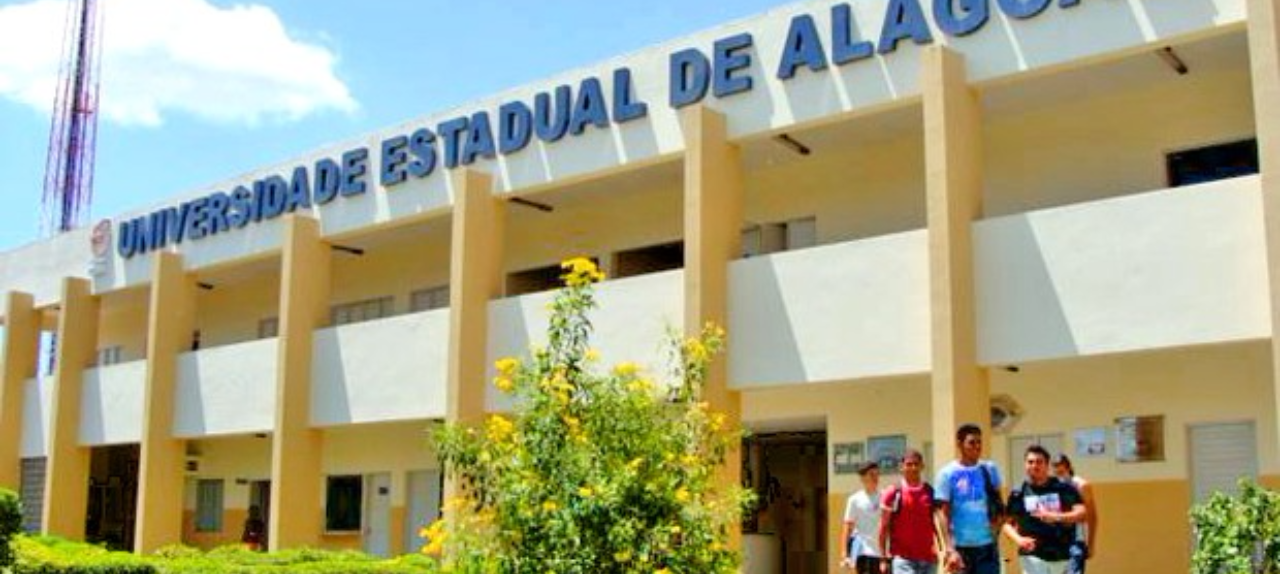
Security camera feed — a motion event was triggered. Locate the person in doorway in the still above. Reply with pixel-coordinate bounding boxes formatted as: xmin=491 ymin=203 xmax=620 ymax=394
xmin=242 ymin=505 xmax=266 ymax=552
xmin=936 ymin=424 xmax=1004 ymax=574
xmin=1053 ymin=454 xmax=1097 ymax=573
xmin=1003 ymin=446 xmax=1086 ymax=574
xmin=842 ymin=461 xmax=885 ymax=573
xmin=878 ymin=450 xmax=939 ymax=574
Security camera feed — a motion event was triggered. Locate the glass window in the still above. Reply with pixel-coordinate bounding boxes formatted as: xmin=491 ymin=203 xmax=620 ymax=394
xmin=195 ymin=479 xmax=224 ymax=533
xmin=330 ymin=296 xmax=395 ymax=326
xmin=410 ymin=286 xmax=450 ymax=312
xmin=96 ymin=346 xmax=122 ymax=367
xmin=325 ymin=475 xmax=363 ymax=532
xmin=258 ymin=317 xmax=279 ymax=339
xmin=1167 ymin=139 xmax=1259 ymax=187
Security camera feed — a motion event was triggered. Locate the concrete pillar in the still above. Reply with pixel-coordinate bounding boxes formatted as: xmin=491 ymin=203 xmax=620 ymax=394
xmin=134 ymin=252 xmax=196 ymax=552
xmin=441 ymin=169 xmax=505 ymax=511
xmin=0 ymin=292 xmax=40 ymax=490
xmin=42 ymin=277 xmax=98 ymax=538
xmin=922 ymin=46 xmax=990 ymax=457
xmin=445 ymin=169 xmax=504 ymax=426
xmin=1247 ymin=0 xmax=1280 ymax=461
xmin=269 ymin=215 xmax=330 ymax=550
xmin=679 ymin=105 xmax=743 ymax=539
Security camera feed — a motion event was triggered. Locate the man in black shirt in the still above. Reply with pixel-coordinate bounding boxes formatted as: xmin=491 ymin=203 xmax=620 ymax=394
xmin=1002 ymin=445 xmax=1086 ymax=574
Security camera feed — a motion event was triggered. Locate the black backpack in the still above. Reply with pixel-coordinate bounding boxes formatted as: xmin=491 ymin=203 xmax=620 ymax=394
xmin=978 ymin=463 xmax=1006 ymax=522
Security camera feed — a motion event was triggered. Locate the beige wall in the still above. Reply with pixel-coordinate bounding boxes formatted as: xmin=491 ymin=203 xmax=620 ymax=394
xmin=984 ymin=65 xmax=1255 ymax=217
xmin=329 ymin=221 xmax=452 ymax=314
xmin=506 ymin=175 xmax=684 ymax=276
xmin=196 ymin=270 xmax=280 ymax=349
xmin=97 ymin=288 xmax=149 ymax=362
xmin=321 ymin=420 xmax=439 ymax=509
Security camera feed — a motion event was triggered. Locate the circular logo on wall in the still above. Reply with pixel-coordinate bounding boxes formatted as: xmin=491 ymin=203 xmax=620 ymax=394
xmin=91 ymin=219 xmax=112 ymax=258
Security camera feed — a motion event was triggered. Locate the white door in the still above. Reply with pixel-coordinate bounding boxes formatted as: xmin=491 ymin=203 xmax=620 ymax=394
xmin=404 ymin=469 xmax=443 ymax=553
xmin=363 ymin=473 xmax=392 ymax=557
xmin=1190 ymin=422 xmax=1258 ymax=504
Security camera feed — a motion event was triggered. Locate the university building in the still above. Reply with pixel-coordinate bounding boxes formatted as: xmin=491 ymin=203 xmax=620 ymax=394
xmin=0 ymin=0 xmax=1277 ymax=571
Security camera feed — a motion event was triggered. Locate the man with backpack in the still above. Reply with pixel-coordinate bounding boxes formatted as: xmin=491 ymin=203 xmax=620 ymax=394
xmin=878 ymin=449 xmax=939 ymax=574
xmin=1004 ymin=445 xmax=1086 ymax=574
xmin=936 ymin=424 xmax=1004 ymax=574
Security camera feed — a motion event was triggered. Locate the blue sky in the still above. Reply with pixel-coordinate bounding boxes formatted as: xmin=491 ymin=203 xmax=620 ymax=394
xmin=0 ymin=0 xmax=792 ymax=252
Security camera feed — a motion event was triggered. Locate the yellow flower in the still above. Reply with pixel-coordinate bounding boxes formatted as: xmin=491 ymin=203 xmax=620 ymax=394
xmin=494 ymin=375 xmax=514 ymax=393
xmin=684 ymin=338 xmax=708 ymax=362
xmin=584 ymin=348 xmax=600 ymax=361
xmin=542 ymin=500 xmax=559 ymax=512
xmin=681 ymin=454 xmax=698 ymax=466
xmin=560 ymin=256 xmax=607 ymax=286
xmin=710 ymin=412 xmax=726 ymax=431
xmin=675 ymin=488 xmax=689 ymax=502
xmin=486 ymin=415 xmax=515 ymax=442
xmin=494 ymin=357 xmax=519 ymax=375
xmin=627 ymin=457 xmax=644 ymax=469
xmin=613 ymin=361 xmax=639 ymax=377
xmin=670 ymin=525 xmax=682 ymax=534
xmin=613 ymin=550 xmax=632 ymax=562
xmin=656 ymin=568 xmax=672 ymax=574
xmin=578 ymin=486 xmax=594 ymax=498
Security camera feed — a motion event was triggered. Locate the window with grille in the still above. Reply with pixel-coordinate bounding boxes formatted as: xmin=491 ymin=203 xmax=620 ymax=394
xmin=409 ymin=286 xmax=450 ymax=312
xmin=195 ymin=479 xmax=224 ymax=532
xmin=330 ymin=296 xmax=395 ymax=326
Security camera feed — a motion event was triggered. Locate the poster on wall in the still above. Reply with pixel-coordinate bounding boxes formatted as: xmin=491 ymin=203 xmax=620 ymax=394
xmin=832 ymin=442 xmax=865 ymax=475
xmin=1116 ymin=415 xmax=1165 ymax=463
xmin=1073 ymin=427 xmax=1109 ymax=457
xmin=867 ymin=435 xmax=908 ymax=474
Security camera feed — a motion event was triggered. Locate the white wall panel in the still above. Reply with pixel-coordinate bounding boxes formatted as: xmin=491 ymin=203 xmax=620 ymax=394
xmin=79 ymin=361 xmax=147 ymax=445
xmin=174 ymin=339 xmax=277 ymax=437
xmin=20 ymin=377 xmax=51 ymax=457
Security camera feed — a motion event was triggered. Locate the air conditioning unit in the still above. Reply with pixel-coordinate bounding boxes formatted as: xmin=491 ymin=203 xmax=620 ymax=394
xmin=184 ymin=456 xmax=203 ymax=475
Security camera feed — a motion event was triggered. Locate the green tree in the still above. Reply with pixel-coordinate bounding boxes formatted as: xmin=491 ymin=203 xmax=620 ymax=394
xmin=427 ymin=257 xmax=753 ymax=573
xmin=1190 ymin=478 xmax=1280 ymax=574
xmin=0 ymin=487 xmax=23 ymax=569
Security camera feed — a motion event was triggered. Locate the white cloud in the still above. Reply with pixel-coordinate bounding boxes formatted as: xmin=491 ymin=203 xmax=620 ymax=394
xmin=0 ymin=0 xmax=358 ymax=127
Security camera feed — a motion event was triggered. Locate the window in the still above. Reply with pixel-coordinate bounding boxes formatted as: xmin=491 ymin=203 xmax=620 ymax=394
xmin=330 ymin=296 xmax=395 ymax=326
xmin=742 ymin=216 xmax=817 ymax=257
xmin=1167 ymin=139 xmax=1258 ymax=187
xmin=258 ymin=317 xmax=279 ymax=339
xmin=507 ymin=261 xmax=595 ymax=296
xmin=325 ymin=475 xmax=363 ymax=532
xmin=20 ymin=458 xmax=45 ymax=533
xmin=614 ymin=242 xmax=683 ymax=279
xmin=96 ymin=346 xmax=122 ymax=367
xmin=410 ymin=286 xmax=450 ymax=312
xmin=194 ymin=479 xmax=224 ymax=532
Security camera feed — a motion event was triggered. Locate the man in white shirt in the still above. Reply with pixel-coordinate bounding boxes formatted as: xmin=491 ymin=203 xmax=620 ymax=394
xmin=842 ymin=461 xmax=885 ymax=573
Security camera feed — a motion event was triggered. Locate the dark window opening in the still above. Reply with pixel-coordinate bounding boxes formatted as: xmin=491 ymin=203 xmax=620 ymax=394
xmin=615 ymin=241 xmax=684 ymax=278
xmin=325 ymin=475 xmax=363 ymax=532
xmin=1167 ymin=139 xmax=1258 ymax=187
xmin=507 ymin=258 xmax=599 ymax=296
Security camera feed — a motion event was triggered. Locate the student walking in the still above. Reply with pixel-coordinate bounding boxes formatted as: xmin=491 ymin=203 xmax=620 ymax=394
xmin=935 ymin=424 xmax=1004 ymax=574
xmin=878 ymin=450 xmax=939 ymax=574
xmin=842 ymin=461 xmax=886 ymax=573
xmin=1053 ymin=454 xmax=1098 ymax=574
xmin=1003 ymin=445 xmax=1087 ymax=574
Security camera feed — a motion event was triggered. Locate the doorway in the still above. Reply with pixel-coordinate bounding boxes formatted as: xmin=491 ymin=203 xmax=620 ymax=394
xmin=363 ymin=473 xmax=392 ymax=557
xmin=404 ymin=469 xmax=443 ymax=554
xmin=85 ymin=444 xmax=139 ymax=551
xmin=249 ymin=480 xmax=271 ymax=547
xmin=743 ymin=430 xmax=828 ymax=573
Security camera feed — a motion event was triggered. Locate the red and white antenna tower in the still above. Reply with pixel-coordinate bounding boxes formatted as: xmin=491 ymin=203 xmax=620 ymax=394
xmin=41 ymin=0 xmax=103 ymax=236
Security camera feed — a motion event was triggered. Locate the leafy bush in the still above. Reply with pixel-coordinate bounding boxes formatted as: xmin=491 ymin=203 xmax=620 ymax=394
xmin=1190 ymin=478 xmax=1280 ymax=573
xmin=13 ymin=535 xmax=157 ymax=574
xmin=0 ymin=487 xmax=21 ymax=569
xmin=429 ymin=257 xmax=754 ymax=573
xmin=152 ymin=544 xmax=437 ymax=574
xmin=13 ymin=538 xmax=435 ymax=574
